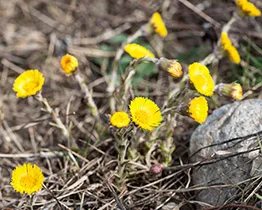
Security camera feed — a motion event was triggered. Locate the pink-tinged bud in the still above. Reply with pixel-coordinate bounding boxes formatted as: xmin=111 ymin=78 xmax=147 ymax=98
xmin=150 ymin=165 xmax=163 ymax=174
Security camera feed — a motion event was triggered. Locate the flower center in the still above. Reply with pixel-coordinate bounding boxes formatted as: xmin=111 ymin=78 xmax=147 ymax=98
xmin=135 ymin=109 xmax=149 ymax=124
xmin=22 ymin=81 xmax=39 ymax=92
xmin=116 ymin=115 xmax=125 ymax=122
xmin=65 ymin=58 xmax=71 ymax=64
xmin=195 ymin=74 xmax=209 ymax=87
xmin=20 ymin=174 xmax=36 ymax=189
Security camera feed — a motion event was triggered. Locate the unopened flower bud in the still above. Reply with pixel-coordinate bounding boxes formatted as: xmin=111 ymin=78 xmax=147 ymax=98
xmin=150 ymin=165 xmax=163 ymax=174
xmin=215 ymin=82 xmax=243 ymax=100
xmin=158 ymin=58 xmax=183 ymax=78
xmin=60 ymin=54 xmax=79 ymax=74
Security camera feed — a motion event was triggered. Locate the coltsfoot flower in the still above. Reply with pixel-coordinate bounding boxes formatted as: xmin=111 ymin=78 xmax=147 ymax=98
xmin=215 ymin=82 xmax=243 ymax=100
xmin=149 ymin=12 xmax=168 ymax=37
xmin=227 ymin=45 xmax=241 ymax=64
xmin=124 ymin=43 xmax=155 ymax=59
xmin=231 ymin=83 xmax=243 ymax=100
xmin=188 ymin=96 xmax=208 ymax=124
xmin=167 ymin=61 xmax=183 ymax=78
xmin=13 ymin=70 xmax=44 ymax=98
xmin=158 ymin=58 xmax=183 ymax=78
xmin=129 ymin=97 xmax=162 ymax=131
xmin=220 ymin=33 xmax=241 ymax=64
xmin=110 ymin=111 xmax=130 ymax=128
xmin=236 ymin=0 xmax=261 ymax=17
xmin=221 ymin=32 xmax=232 ymax=49
xmin=188 ymin=62 xmax=215 ymax=96
xmin=11 ymin=163 xmax=44 ymax=195
xmin=60 ymin=54 xmax=79 ymax=74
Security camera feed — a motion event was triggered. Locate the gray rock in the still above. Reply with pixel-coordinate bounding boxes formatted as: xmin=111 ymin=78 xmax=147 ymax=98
xmin=190 ymin=99 xmax=262 ymax=208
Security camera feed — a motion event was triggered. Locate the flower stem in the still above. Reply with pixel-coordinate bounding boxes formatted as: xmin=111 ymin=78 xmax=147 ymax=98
xmin=161 ymin=113 xmax=177 ymax=167
xmin=117 ymin=137 xmax=129 ymax=180
xmin=108 ymin=29 xmax=143 ymax=113
xmin=35 ymin=92 xmax=78 ymax=149
xmin=222 ymin=16 xmax=236 ymax=33
xmin=113 ymin=128 xmax=131 ymax=189
xmin=29 ymin=194 xmax=34 ymax=210
xmin=115 ymin=57 xmax=159 ymax=110
xmin=74 ymin=72 xmax=100 ymax=121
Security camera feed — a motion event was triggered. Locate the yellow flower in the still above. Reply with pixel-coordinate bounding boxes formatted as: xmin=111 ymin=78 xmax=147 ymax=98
xmin=236 ymin=0 xmax=261 ymax=16
xmin=60 ymin=54 xmax=79 ymax=74
xmin=110 ymin=111 xmax=130 ymax=128
xmin=124 ymin=43 xmax=155 ymax=59
xmin=217 ymin=82 xmax=243 ymax=100
xmin=188 ymin=96 xmax=208 ymax=124
xmin=158 ymin=58 xmax=183 ymax=78
xmin=227 ymin=45 xmax=241 ymax=64
xmin=167 ymin=61 xmax=183 ymax=78
xmin=11 ymin=163 xmax=44 ymax=195
xmin=220 ymin=33 xmax=241 ymax=64
xmin=236 ymin=0 xmax=247 ymax=7
xmin=150 ymin=12 xmax=168 ymax=37
xmin=221 ymin=33 xmax=232 ymax=50
xmin=188 ymin=62 xmax=215 ymax=96
xmin=129 ymin=97 xmax=162 ymax=131
xmin=231 ymin=83 xmax=243 ymax=100
xmin=13 ymin=70 xmax=44 ymax=98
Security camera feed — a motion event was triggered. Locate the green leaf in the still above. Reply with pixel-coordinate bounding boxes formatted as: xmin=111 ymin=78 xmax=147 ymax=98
xmin=108 ymin=34 xmax=128 ymax=44
xmin=177 ymin=46 xmax=207 ymax=63
xmin=92 ymin=44 xmax=115 ymax=66
xmin=99 ymin=44 xmax=114 ymax=52
xmin=136 ymin=62 xmax=158 ymax=77
xmin=118 ymin=55 xmax=132 ymax=74
xmin=132 ymin=62 xmax=158 ymax=86
xmin=255 ymin=193 xmax=262 ymax=200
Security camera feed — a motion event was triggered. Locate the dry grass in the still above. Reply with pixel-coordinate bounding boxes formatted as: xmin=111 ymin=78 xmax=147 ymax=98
xmin=1 ymin=0 xmax=262 ymax=209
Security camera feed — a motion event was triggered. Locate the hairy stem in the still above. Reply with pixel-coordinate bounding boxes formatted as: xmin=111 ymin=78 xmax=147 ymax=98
xmin=35 ymin=92 xmax=77 ymax=149
xmin=74 ymin=73 xmax=100 ymax=121
xmin=108 ymin=29 xmax=143 ymax=112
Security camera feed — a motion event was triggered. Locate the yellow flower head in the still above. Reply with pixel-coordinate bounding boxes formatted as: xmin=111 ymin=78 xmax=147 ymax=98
xmin=188 ymin=96 xmax=208 ymax=124
xmin=236 ymin=0 xmax=247 ymax=7
xmin=13 ymin=70 xmax=44 ymax=98
xmin=167 ymin=61 xmax=183 ymax=78
xmin=219 ymin=82 xmax=243 ymax=100
xmin=231 ymin=83 xmax=243 ymax=100
xmin=220 ymin=33 xmax=240 ymax=64
xmin=236 ymin=0 xmax=261 ymax=16
xmin=227 ymin=45 xmax=241 ymax=64
xmin=158 ymin=58 xmax=183 ymax=78
xmin=150 ymin=12 xmax=168 ymax=37
xmin=60 ymin=54 xmax=79 ymax=74
xmin=221 ymin=33 xmax=232 ymax=50
xmin=129 ymin=97 xmax=162 ymax=131
xmin=188 ymin=62 xmax=215 ymax=96
xmin=110 ymin=111 xmax=130 ymax=128
xmin=124 ymin=43 xmax=155 ymax=59
xmin=11 ymin=163 xmax=44 ymax=195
